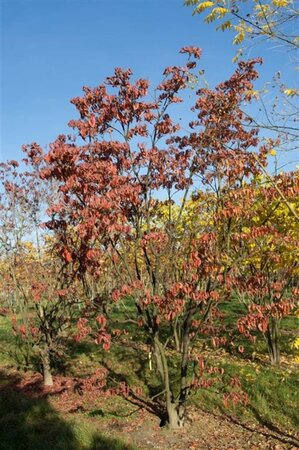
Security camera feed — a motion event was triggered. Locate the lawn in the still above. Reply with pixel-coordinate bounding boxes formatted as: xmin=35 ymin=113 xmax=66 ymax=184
xmin=0 ymin=304 xmax=298 ymax=450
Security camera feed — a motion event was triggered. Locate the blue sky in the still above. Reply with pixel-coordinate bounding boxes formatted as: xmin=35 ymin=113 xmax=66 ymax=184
xmin=1 ymin=0 xmax=297 ymax=169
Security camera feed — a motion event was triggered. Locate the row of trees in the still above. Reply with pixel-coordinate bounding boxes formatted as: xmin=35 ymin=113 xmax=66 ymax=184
xmin=0 ymin=47 xmax=298 ymax=428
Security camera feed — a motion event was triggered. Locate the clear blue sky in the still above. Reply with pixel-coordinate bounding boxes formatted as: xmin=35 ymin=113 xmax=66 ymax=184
xmin=1 ymin=0 xmax=296 ymax=168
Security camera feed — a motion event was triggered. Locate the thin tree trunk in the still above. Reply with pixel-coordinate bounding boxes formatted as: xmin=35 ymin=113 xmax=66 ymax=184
xmin=42 ymin=348 xmax=53 ymax=386
xmin=178 ymin=331 xmax=190 ymax=419
xmin=154 ymin=336 xmax=184 ymax=428
xmin=177 ymin=311 xmax=192 ymax=422
xmin=173 ymin=317 xmax=180 ymax=352
xmin=266 ymin=318 xmax=280 ymax=366
xmin=153 ymin=338 xmax=165 ymax=383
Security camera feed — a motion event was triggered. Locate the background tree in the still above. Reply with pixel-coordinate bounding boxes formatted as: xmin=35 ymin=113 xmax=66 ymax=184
xmin=230 ymin=171 xmax=299 ymax=365
xmin=0 ymin=153 xmax=79 ymax=386
xmin=185 ymin=0 xmax=299 ymax=52
xmin=185 ymin=0 xmax=299 ymax=172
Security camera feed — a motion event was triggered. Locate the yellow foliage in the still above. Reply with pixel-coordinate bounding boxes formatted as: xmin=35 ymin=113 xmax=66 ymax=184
xmin=245 ymin=89 xmax=260 ymax=99
xmin=241 ymin=226 xmax=250 ymax=234
xmin=233 ymin=32 xmax=245 ymax=45
xmin=272 ymin=0 xmax=290 ymax=7
xmin=233 ymin=24 xmax=252 ymax=45
xmin=212 ymin=6 xmax=229 ymax=18
xmin=261 ymin=23 xmax=273 ymax=34
xmin=284 ymin=88 xmax=298 ymax=97
xmin=254 ymin=3 xmax=270 ymax=12
xmin=232 ymin=48 xmax=243 ymax=63
xmin=292 ymin=337 xmax=299 ymax=350
xmin=292 ymin=334 xmax=299 ymax=364
xmin=194 ymin=1 xmax=214 ymax=13
xmin=217 ymin=20 xmax=232 ymax=31
xmin=205 ymin=9 xmax=218 ymax=23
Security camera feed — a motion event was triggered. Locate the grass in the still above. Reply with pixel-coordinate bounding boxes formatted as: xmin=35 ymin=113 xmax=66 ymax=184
xmin=193 ymin=355 xmax=299 ymax=434
xmin=0 ymin=295 xmax=298 ymax=450
xmin=0 ymin=373 xmax=138 ymax=450
xmin=0 ymin=315 xmax=16 ymax=366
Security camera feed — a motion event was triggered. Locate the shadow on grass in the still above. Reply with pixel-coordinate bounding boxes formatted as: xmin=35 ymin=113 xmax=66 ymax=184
xmin=248 ymin=404 xmax=299 ymax=447
xmin=89 ymin=434 xmax=137 ymax=450
xmin=100 ymin=359 xmax=167 ymax=426
xmin=0 ymin=370 xmax=136 ymax=450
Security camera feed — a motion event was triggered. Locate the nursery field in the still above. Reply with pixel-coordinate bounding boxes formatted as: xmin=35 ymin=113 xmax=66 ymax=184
xmin=1 ymin=4 xmax=299 ymax=448
xmin=0 ymin=308 xmax=298 ymax=450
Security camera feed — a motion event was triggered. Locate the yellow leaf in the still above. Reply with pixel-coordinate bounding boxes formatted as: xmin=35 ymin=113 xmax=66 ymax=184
xmin=232 ymin=48 xmax=243 ymax=62
xmin=205 ymin=9 xmax=217 ymax=22
xmin=194 ymin=1 xmax=214 ymax=13
xmin=212 ymin=7 xmax=229 ymax=18
xmin=268 ymin=149 xmax=277 ymax=156
xmin=233 ymin=32 xmax=245 ymax=45
xmin=242 ymin=226 xmax=250 ymax=233
xmin=217 ymin=20 xmax=232 ymax=31
xmin=284 ymin=88 xmax=298 ymax=97
xmin=254 ymin=4 xmax=270 ymax=11
xmin=272 ymin=0 xmax=290 ymax=6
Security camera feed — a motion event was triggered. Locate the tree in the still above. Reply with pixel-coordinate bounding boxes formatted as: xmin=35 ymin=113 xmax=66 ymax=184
xmin=154 ymin=169 xmax=299 ymax=365
xmin=39 ymin=47 xmax=271 ymax=426
xmin=185 ymin=0 xmax=299 ymax=52
xmin=230 ymin=171 xmax=299 ymax=365
xmin=0 ymin=154 xmax=79 ymax=386
xmin=185 ymin=0 xmax=299 ymax=177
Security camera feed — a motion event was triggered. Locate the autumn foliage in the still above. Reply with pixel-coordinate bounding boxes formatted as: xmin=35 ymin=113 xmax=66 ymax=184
xmin=0 ymin=47 xmax=298 ymax=428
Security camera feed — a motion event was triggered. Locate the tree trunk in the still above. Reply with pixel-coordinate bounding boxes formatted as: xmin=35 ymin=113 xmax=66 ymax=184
xmin=167 ymin=402 xmax=184 ymax=429
xmin=42 ymin=349 xmax=53 ymax=386
xmin=266 ymin=318 xmax=280 ymax=366
xmin=172 ymin=317 xmax=181 ymax=352
xmin=153 ymin=336 xmax=185 ymax=429
xmin=153 ymin=339 xmax=165 ymax=383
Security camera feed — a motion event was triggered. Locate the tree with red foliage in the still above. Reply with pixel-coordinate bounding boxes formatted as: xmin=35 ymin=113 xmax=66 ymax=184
xmin=29 ymin=47 xmax=273 ymax=426
xmin=0 ymin=155 xmax=80 ymax=386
